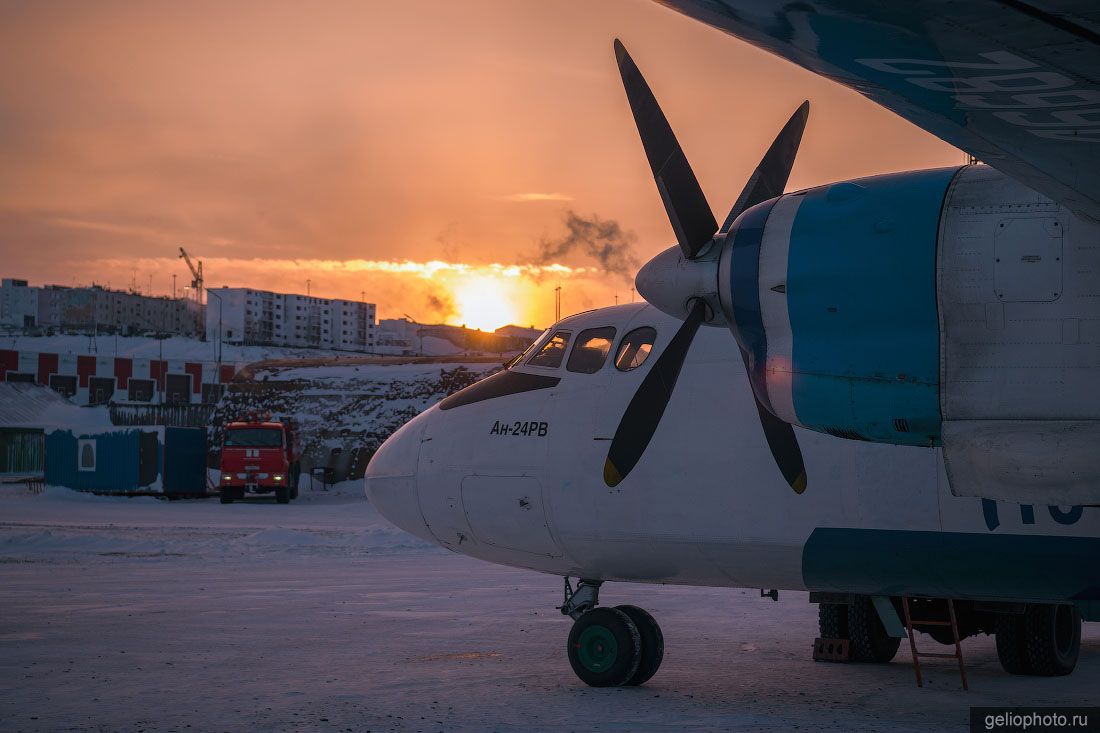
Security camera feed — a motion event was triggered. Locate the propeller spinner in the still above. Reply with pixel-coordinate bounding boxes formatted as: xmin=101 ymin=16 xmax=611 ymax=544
xmin=604 ymin=39 xmax=809 ymax=493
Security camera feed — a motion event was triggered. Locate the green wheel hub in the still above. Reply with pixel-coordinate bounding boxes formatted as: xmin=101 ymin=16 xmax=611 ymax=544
xmin=577 ymin=624 xmax=619 ymax=672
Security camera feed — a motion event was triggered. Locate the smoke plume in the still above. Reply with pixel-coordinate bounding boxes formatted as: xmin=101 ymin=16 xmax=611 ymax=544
xmin=426 ymin=293 xmax=456 ymax=319
xmin=533 ymin=211 xmax=639 ymax=280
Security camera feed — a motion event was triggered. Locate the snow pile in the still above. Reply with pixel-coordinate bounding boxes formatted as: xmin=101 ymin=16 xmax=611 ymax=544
xmin=37 ymin=402 xmax=114 ymax=432
xmin=2 ymin=333 xmax=363 ymax=363
xmin=213 ymin=361 xmax=500 ymax=470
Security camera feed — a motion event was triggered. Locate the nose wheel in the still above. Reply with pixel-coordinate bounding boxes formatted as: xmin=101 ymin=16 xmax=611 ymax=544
xmin=560 ymin=578 xmax=665 ymax=687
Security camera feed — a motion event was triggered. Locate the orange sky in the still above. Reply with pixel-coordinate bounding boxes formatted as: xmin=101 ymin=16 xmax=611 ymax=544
xmin=0 ymin=0 xmax=961 ymax=330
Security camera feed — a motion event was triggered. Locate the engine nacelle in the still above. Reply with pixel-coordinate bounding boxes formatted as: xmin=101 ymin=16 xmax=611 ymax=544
xmin=715 ymin=164 xmax=1100 ymax=504
xmin=719 ymin=167 xmax=957 ymax=447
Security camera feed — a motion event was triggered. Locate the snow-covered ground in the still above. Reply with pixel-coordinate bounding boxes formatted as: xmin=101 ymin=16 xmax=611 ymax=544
xmin=2 ymin=333 xmax=349 ymax=363
xmin=1 ymin=484 xmax=1097 ymax=732
xmin=3 ymin=332 xmax=483 ymax=362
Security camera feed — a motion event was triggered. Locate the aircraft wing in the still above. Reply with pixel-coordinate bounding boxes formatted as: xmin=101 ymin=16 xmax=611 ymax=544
xmin=654 ymin=0 xmax=1100 ymax=220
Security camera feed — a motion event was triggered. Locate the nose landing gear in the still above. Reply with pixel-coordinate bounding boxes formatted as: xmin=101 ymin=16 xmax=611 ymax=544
xmin=559 ymin=578 xmax=665 ymax=687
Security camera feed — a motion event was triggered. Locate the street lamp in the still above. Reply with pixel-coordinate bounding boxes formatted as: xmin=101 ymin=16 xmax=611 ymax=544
xmin=206 ymin=289 xmax=223 ymax=365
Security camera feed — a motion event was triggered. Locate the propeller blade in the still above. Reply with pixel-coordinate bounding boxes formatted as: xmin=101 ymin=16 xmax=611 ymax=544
xmin=720 ymin=101 xmax=810 ymax=493
xmin=720 ymin=101 xmax=810 ymax=234
xmin=604 ymin=299 xmax=707 ymax=487
xmin=615 ymin=39 xmax=718 ymax=259
xmin=751 ymin=385 xmax=808 ymax=494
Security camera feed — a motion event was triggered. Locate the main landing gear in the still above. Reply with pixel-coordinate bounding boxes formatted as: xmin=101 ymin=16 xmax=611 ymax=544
xmin=996 ymin=603 xmax=1081 ymax=676
xmin=818 ymin=595 xmax=901 ymax=663
xmin=817 ymin=595 xmax=1082 ymax=677
xmin=559 ymin=578 xmax=664 ymax=687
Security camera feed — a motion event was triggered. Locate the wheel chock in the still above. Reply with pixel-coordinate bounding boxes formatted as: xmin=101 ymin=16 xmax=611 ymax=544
xmin=813 ymin=637 xmax=850 ymax=662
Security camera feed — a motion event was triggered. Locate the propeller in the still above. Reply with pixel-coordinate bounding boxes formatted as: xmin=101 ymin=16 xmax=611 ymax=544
xmin=614 ymin=39 xmax=717 ymax=259
xmin=604 ymin=298 xmax=707 ymax=487
xmin=604 ymin=39 xmax=809 ymax=493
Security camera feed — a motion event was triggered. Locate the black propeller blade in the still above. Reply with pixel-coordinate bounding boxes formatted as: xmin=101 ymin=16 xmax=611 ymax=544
xmin=722 ymin=101 xmax=811 ymax=494
xmin=606 ymin=40 xmax=811 ymax=493
xmin=721 ymin=100 xmax=810 ymax=233
xmin=615 ymin=39 xmax=718 ymax=259
xmin=605 ymin=299 xmax=707 ymax=487
xmin=742 ymin=347 xmax=809 ymax=494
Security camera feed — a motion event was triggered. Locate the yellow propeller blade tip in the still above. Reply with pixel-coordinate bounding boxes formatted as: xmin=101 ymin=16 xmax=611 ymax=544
xmin=603 ymin=460 xmax=623 ymax=488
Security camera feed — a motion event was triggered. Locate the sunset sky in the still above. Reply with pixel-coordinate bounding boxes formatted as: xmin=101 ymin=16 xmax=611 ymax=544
xmin=0 ymin=0 xmax=961 ymax=331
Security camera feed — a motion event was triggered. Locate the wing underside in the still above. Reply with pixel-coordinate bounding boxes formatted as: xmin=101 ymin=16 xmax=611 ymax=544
xmin=655 ymin=0 xmax=1100 ymax=220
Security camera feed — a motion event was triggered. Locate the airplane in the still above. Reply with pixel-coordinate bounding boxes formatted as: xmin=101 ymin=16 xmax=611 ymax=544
xmin=366 ymin=2 xmax=1100 ymax=688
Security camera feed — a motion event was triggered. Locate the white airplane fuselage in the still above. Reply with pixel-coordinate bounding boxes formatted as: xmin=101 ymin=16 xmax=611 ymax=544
xmin=366 ymin=302 xmax=1100 ymax=605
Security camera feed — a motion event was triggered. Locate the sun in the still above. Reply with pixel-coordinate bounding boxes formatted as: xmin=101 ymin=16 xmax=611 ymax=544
xmin=453 ymin=277 xmax=518 ymax=332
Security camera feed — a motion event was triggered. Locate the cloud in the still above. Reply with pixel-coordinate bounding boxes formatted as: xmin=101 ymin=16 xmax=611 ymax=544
xmin=499 ymin=192 xmax=573 ymax=202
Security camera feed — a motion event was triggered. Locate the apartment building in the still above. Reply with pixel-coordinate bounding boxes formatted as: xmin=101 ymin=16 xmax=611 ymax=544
xmin=207 ymin=287 xmax=376 ymax=351
xmin=0 ymin=279 xmax=39 ymax=330
xmin=2 ymin=279 xmax=200 ymax=335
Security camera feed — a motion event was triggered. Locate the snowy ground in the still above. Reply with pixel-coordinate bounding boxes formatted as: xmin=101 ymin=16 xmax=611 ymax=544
xmin=3 ymin=332 xmax=478 ymax=363
xmin=2 ymin=333 xmax=349 ymax=363
xmin=1 ymin=484 xmax=1097 ymax=732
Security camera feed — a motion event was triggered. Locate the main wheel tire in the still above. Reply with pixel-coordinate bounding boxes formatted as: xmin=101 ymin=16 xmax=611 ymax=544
xmin=567 ymin=607 xmax=641 ymax=687
xmin=996 ymin=614 xmax=1032 ymax=675
xmin=818 ymin=603 xmax=849 ymax=640
xmin=1023 ymin=604 xmax=1080 ymax=676
xmin=219 ymin=491 xmax=234 ymax=504
xmin=615 ymin=605 xmax=663 ymax=686
xmin=848 ymin=596 xmax=900 ymax=663
xmin=276 ymin=487 xmax=290 ymax=504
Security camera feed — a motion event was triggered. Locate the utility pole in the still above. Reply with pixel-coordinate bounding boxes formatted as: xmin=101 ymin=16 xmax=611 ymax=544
xmin=630 ymin=287 xmax=635 ymax=303
xmin=172 ymin=274 xmax=177 ymax=299
xmin=614 ymin=294 xmax=619 ymax=306
xmin=554 ymin=284 xmax=561 ymax=323
xmin=307 ymin=279 xmax=311 ymax=297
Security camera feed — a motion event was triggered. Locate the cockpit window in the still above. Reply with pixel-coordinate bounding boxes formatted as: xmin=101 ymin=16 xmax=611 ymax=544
xmin=526 ymin=330 xmax=571 ymax=369
xmin=505 ymin=329 xmax=550 ymax=369
xmin=614 ymin=327 xmax=657 ymax=371
xmin=566 ymin=327 xmax=616 ymax=374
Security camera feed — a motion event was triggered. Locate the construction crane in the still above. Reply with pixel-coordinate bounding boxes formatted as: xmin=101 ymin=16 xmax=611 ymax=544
xmin=178 ymin=247 xmax=203 ymax=295
xmin=178 ymin=247 xmax=206 ymax=339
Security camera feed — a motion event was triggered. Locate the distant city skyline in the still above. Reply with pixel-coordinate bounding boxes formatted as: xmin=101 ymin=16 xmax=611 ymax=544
xmin=0 ymin=0 xmax=961 ymax=330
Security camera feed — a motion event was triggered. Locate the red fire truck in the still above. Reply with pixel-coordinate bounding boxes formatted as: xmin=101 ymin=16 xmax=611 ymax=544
xmin=219 ymin=415 xmax=301 ymax=504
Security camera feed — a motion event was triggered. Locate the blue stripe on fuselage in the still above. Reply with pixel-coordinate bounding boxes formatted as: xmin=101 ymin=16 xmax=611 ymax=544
xmin=803 ymin=527 xmax=1100 ymax=602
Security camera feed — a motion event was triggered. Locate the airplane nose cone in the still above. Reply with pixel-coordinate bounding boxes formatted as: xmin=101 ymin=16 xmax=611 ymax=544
xmin=365 ymin=409 xmax=436 ymax=543
xmin=635 ymin=243 xmax=721 ymax=321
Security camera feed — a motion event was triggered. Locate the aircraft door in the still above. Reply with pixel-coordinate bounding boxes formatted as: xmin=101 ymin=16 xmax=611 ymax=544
xmin=592 ymin=319 xmax=660 ymax=450
xmin=546 ymin=327 xmax=619 ymax=484
xmin=417 ymin=374 xmax=554 ymax=554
